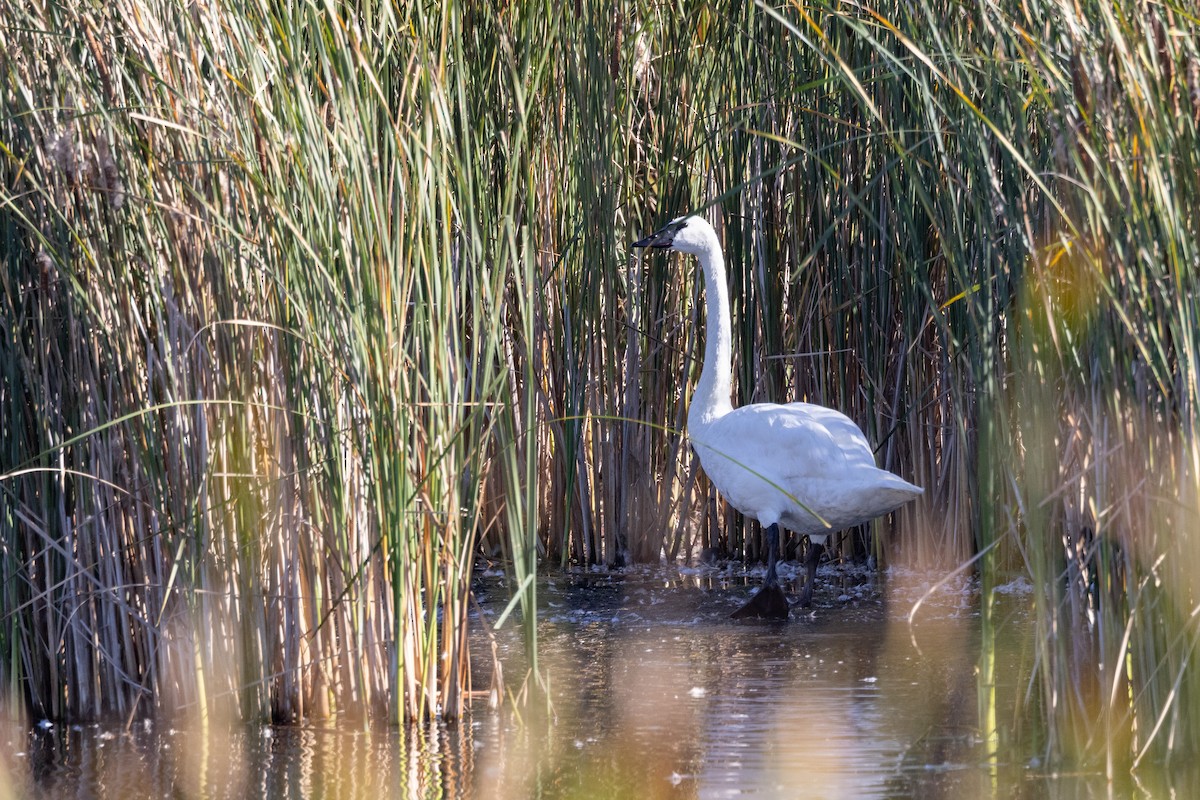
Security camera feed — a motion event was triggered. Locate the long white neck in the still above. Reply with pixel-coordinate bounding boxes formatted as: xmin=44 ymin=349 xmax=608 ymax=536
xmin=688 ymin=234 xmax=734 ymax=429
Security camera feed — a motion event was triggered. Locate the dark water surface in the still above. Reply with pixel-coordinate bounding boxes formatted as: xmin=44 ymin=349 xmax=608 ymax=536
xmin=1 ymin=565 xmax=1188 ymax=798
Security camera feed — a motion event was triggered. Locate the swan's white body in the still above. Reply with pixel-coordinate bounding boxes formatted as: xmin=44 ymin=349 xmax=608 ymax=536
xmin=691 ymin=402 xmax=922 ymax=542
xmin=635 ymin=215 xmax=921 ymax=609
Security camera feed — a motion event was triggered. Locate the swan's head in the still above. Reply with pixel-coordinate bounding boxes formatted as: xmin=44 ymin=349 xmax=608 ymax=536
xmin=632 ymin=215 xmax=717 ymax=256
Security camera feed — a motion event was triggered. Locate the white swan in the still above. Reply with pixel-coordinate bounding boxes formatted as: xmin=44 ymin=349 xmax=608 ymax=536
xmin=633 ymin=215 xmax=922 ymax=618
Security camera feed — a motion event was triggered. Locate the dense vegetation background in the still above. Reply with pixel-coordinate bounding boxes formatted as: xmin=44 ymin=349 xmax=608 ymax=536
xmin=2 ymin=0 xmax=1198 ymax=770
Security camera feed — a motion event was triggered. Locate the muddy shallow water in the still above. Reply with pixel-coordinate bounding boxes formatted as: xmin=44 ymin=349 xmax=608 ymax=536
xmin=1 ymin=564 xmax=1192 ymax=798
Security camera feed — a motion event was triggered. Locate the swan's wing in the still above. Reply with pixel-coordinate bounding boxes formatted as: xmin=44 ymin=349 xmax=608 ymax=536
xmin=693 ymin=403 xmax=875 ymax=477
xmin=779 ymin=404 xmax=878 ymax=468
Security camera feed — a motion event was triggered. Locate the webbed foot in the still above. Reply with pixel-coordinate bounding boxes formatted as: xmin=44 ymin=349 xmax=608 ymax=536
xmin=731 ymin=584 xmax=789 ymax=620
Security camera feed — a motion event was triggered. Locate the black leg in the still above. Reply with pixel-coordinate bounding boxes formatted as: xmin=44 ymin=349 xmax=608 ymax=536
xmin=731 ymin=523 xmax=789 ymax=620
xmin=797 ymin=537 xmax=823 ymax=607
xmin=764 ymin=523 xmax=780 ymax=587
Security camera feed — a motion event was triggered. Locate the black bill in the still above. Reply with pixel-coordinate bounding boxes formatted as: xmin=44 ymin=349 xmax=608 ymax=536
xmin=632 ymin=218 xmax=687 ymax=248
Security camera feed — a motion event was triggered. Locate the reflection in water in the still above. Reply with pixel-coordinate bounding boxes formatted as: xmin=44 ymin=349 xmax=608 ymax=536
xmin=0 ymin=716 xmax=479 ymax=799
xmin=0 ymin=567 xmax=1190 ymax=799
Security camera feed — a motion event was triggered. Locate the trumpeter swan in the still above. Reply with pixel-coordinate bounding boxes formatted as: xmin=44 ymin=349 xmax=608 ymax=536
xmin=633 ymin=215 xmax=922 ymax=618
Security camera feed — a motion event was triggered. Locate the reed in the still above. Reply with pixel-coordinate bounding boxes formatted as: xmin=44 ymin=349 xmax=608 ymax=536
xmin=2 ymin=0 xmax=1199 ymax=772
xmin=762 ymin=0 xmax=1200 ymax=770
xmin=0 ymin=0 xmax=554 ymax=724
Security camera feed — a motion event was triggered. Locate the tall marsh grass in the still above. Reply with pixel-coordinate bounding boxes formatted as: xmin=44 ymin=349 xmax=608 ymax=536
xmin=2 ymin=0 xmax=1199 ymax=771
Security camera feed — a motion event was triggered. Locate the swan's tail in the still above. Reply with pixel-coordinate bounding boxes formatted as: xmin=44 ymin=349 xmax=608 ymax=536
xmin=872 ymin=471 xmax=924 ymax=515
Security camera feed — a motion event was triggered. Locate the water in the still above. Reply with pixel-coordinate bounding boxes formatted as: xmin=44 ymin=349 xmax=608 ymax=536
xmin=1 ymin=565 xmax=1189 ymax=798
